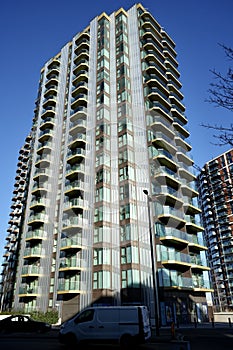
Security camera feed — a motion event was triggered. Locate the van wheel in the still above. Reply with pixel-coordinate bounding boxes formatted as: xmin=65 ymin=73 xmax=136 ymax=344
xmin=120 ymin=334 xmax=133 ymax=348
xmin=65 ymin=333 xmax=77 ymax=346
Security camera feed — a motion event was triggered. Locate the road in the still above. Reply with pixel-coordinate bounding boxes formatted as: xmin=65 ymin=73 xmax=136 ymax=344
xmin=179 ymin=326 xmax=233 ymax=350
xmin=0 ymin=326 xmax=233 ymax=350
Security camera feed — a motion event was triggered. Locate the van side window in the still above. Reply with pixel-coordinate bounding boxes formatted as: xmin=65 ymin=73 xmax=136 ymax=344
xmin=74 ymin=309 xmax=95 ymax=324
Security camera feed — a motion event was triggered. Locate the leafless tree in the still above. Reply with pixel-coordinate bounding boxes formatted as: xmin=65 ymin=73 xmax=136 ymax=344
xmin=201 ymin=44 xmax=233 ymax=146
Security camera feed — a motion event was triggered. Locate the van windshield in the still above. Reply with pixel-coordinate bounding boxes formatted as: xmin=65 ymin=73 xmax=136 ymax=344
xmin=74 ymin=309 xmax=94 ymax=324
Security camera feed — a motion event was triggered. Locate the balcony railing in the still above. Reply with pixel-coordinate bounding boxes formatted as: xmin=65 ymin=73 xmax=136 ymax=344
xmin=21 ymin=265 xmax=41 ymax=275
xmin=58 ymin=280 xmax=81 ymax=291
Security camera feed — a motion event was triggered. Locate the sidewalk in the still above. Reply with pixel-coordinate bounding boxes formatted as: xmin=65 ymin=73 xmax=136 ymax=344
xmin=148 ymin=327 xmax=190 ymax=350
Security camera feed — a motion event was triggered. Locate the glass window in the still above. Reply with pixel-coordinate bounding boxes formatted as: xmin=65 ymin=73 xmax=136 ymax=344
xmin=120 ymin=203 xmax=130 ymax=220
xmin=96 ymin=107 xmax=110 ymax=121
xmin=94 ymin=226 xmax=111 ymax=243
xmin=93 ymin=248 xmax=111 ymax=265
xmin=95 ymin=186 xmax=110 ymax=202
xmin=93 ymin=270 xmax=111 ymax=289
xmin=97 ymin=69 xmax=109 ymax=82
xmin=121 ymin=269 xmax=140 ymax=288
xmin=74 ymin=309 xmax=94 ymax=323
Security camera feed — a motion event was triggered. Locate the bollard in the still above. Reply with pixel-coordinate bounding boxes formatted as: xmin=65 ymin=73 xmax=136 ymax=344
xmin=228 ymin=318 xmax=232 ymax=328
xmin=211 ymin=317 xmax=215 ymax=328
xmin=171 ymin=321 xmax=176 ymax=339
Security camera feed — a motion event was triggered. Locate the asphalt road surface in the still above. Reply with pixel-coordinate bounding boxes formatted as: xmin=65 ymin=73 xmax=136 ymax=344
xmin=0 ymin=326 xmax=233 ymax=350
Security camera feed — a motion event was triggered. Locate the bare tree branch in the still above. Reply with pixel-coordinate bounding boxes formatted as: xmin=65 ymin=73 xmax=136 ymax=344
xmin=203 ymin=44 xmax=233 ymax=147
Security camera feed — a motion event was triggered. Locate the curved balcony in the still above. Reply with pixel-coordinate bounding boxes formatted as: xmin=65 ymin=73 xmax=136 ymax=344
xmin=46 ymin=67 xmax=59 ymax=80
xmin=153 ymin=149 xmax=178 ymax=172
xmin=141 ymin=11 xmax=161 ymax=32
xmin=72 ymin=81 xmax=88 ymax=98
xmin=21 ymin=265 xmax=42 ymax=277
xmin=40 ymin=105 xmax=56 ymax=120
xmin=64 ymin=180 xmax=85 ymax=196
xmin=63 ymin=198 xmax=86 ymax=213
xmin=27 ymin=213 xmax=48 ymax=226
xmin=157 ymin=205 xmax=186 ymax=228
xmin=33 ymin=167 xmax=51 ymax=182
xmin=147 ymin=90 xmax=170 ymax=113
xmin=185 ymin=215 xmax=204 ymax=233
xmin=59 ymin=256 xmax=83 ymax=271
xmin=68 ymin=133 xmax=86 ymax=150
xmin=164 ymin=63 xmax=180 ymax=84
xmin=62 ymin=216 xmax=86 ymax=234
xmin=69 ymin=116 xmax=87 ymax=131
xmin=145 ymin=63 xmax=168 ymax=86
xmin=151 ymin=132 xmax=176 ymax=155
xmin=162 ymin=276 xmax=193 ymax=290
xmin=183 ymin=196 xmax=201 ymax=216
xmin=180 ymin=181 xmax=199 ymax=198
xmin=179 ymin=164 xmax=196 ymax=182
xmin=170 ymin=99 xmax=187 ymax=126
xmin=37 ymin=140 xmax=53 ymax=154
xmin=74 ymin=49 xmax=89 ymax=64
xmin=143 ymin=40 xmax=164 ymax=64
xmin=65 ymin=163 xmax=85 ymax=181
xmin=42 ymin=93 xmax=57 ymax=107
xmin=173 ymin=120 xmax=190 ymax=139
xmin=176 ymin=149 xmax=193 ymax=168
xmin=73 ymin=59 xmax=89 ymax=75
xmin=38 ymin=129 xmax=54 ymax=143
xmin=23 ymin=246 xmax=43 ymax=259
xmin=190 ymin=255 xmax=210 ymax=271
xmin=70 ymin=94 xmax=87 ymax=113
xmin=144 ymin=56 xmax=166 ymax=76
xmin=60 ymin=236 xmax=83 ymax=251
xmin=35 ymin=154 xmax=52 ymax=168
xmin=29 ymin=197 xmax=47 ymax=210
xmin=40 ymin=116 xmax=55 ymax=130
xmin=74 ymin=34 xmax=90 ymax=53
xmin=167 ymin=71 xmax=182 ymax=91
xmin=149 ymin=100 xmax=171 ymax=120
xmin=18 ymin=284 xmax=39 ymax=297
xmin=47 ymin=57 xmax=60 ymax=69
xmin=154 ymin=166 xmax=181 ymax=189
xmin=25 ymin=229 xmax=46 ymax=241
xmin=44 ymin=85 xmax=58 ymax=98
xmin=156 ymin=186 xmax=183 ymax=208
xmin=67 ymin=148 xmax=86 ymax=165
xmin=150 ymin=116 xmax=174 ymax=136
xmin=142 ymin=25 xmax=162 ymax=44
xmin=45 ymin=74 xmax=59 ymax=88
xmin=70 ymin=106 xmax=87 ymax=121
xmin=159 ymin=227 xmax=189 ymax=247
xmin=57 ymin=279 xmax=81 ymax=295
xmin=72 ymin=70 xmax=88 ymax=87
xmin=32 ymin=182 xmax=51 ymax=196
xmin=161 ymin=250 xmax=191 ymax=269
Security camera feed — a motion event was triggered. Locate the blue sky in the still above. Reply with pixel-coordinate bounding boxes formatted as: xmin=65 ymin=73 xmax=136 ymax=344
xmin=0 ymin=0 xmax=233 ymax=260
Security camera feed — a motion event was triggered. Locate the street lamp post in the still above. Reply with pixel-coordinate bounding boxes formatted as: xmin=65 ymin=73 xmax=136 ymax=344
xmin=143 ymin=189 xmax=160 ymax=337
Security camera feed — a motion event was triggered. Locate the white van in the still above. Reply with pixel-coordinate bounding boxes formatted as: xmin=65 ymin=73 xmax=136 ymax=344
xmin=59 ymin=305 xmax=151 ymax=347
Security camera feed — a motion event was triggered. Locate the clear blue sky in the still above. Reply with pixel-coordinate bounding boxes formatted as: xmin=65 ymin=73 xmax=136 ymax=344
xmin=0 ymin=0 xmax=233 ymax=260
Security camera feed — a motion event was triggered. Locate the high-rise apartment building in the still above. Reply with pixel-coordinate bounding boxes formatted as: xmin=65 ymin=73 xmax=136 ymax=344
xmin=0 ymin=134 xmax=32 ymax=310
xmin=0 ymin=3 xmax=211 ymax=325
xmin=197 ymin=149 xmax=233 ymax=312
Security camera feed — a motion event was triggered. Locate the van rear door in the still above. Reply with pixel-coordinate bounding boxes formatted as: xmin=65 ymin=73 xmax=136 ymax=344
xmin=139 ymin=306 xmax=151 ymax=340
